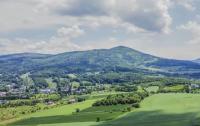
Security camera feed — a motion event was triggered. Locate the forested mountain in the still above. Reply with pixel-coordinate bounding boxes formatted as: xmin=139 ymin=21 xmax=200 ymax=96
xmin=194 ymin=59 xmax=200 ymax=64
xmin=0 ymin=46 xmax=200 ymax=78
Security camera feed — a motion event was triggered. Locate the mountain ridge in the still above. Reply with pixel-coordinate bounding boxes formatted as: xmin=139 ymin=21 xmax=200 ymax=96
xmin=0 ymin=46 xmax=200 ymax=78
xmin=194 ymin=59 xmax=200 ymax=64
xmin=0 ymin=46 xmax=197 ymax=61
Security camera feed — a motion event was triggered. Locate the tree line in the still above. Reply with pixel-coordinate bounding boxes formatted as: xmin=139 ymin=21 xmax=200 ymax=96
xmin=92 ymin=92 xmax=149 ymax=106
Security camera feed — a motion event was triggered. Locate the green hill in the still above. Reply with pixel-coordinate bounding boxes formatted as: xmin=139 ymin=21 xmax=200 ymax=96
xmin=7 ymin=94 xmax=200 ymax=126
xmin=99 ymin=93 xmax=200 ymax=126
xmin=194 ymin=59 xmax=200 ymax=64
xmin=0 ymin=46 xmax=200 ymax=78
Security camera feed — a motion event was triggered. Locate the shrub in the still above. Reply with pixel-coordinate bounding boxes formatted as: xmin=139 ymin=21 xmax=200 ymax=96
xmin=132 ymin=103 xmax=140 ymax=108
xmin=76 ymin=108 xmax=80 ymax=113
xmin=127 ymin=107 xmax=132 ymax=112
xmin=21 ymin=111 xmax=26 ymax=114
xmin=122 ymin=109 xmax=127 ymax=112
xmin=96 ymin=117 xmax=100 ymax=122
xmin=93 ymin=92 xmax=148 ymax=106
xmin=77 ymin=97 xmax=86 ymax=102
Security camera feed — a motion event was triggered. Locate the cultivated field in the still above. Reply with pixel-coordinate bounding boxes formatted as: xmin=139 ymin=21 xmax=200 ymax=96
xmin=4 ymin=93 xmax=200 ymax=126
xmin=2 ymin=100 xmax=97 ymax=126
xmin=100 ymin=93 xmax=200 ymax=126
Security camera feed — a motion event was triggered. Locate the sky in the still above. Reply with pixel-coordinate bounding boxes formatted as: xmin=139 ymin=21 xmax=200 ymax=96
xmin=0 ymin=0 xmax=200 ymax=60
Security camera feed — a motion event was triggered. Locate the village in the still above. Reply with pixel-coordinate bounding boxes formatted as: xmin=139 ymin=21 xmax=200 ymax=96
xmin=0 ymin=82 xmax=90 ymax=105
xmin=1 ymin=81 xmax=200 ymax=105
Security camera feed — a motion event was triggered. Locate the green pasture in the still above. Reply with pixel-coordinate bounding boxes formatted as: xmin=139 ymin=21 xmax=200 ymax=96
xmin=145 ymin=86 xmax=159 ymax=92
xmin=100 ymin=93 xmax=200 ymax=126
xmin=5 ymin=93 xmax=200 ymax=126
xmin=9 ymin=102 xmax=127 ymax=126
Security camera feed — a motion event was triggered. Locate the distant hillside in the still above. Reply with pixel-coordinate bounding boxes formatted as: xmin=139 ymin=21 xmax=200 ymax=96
xmin=194 ymin=59 xmax=200 ymax=64
xmin=0 ymin=46 xmax=200 ymax=78
xmin=0 ymin=53 xmax=50 ymax=60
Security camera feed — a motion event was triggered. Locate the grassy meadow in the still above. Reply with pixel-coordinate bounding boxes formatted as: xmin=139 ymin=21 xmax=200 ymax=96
xmin=3 ymin=93 xmax=200 ymax=126
xmin=1 ymin=99 xmax=96 ymax=126
xmin=8 ymin=101 xmax=128 ymax=126
xmin=100 ymin=93 xmax=200 ymax=126
xmin=145 ymin=86 xmax=159 ymax=93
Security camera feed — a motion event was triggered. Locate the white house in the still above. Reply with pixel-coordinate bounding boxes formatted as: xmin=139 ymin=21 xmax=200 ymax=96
xmin=191 ymin=84 xmax=200 ymax=89
xmin=0 ymin=92 xmax=6 ymax=97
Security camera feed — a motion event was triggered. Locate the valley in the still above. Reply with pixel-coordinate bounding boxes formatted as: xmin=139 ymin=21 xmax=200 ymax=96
xmin=1 ymin=0 xmax=200 ymax=125
xmin=100 ymin=93 xmax=200 ymax=126
xmin=2 ymin=93 xmax=200 ymax=126
xmin=0 ymin=46 xmax=200 ymax=126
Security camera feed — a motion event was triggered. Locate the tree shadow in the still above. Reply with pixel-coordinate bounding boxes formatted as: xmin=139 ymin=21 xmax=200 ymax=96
xmin=9 ymin=115 xmax=76 ymax=126
xmin=94 ymin=110 xmax=200 ymax=126
xmin=10 ymin=111 xmax=119 ymax=126
xmin=10 ymin=114 xmax=93 ymax=126
xmin=10 ymin=110 xmax=200 ymax=126
xmin=10 ymin=106 xmax=126 ymax=126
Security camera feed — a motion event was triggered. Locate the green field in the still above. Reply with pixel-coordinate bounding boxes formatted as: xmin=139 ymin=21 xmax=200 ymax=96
xmin=100 ymin=93 xmax=200 ymax=126
xmin=0 ymin=92 xmax=127 ymax=126
xmin=163 ymin=85 xmax=185 ymax=92
xmin=8 ymin=101 xmax=127 ymax=126
xmin=1 ymin=100 xmax=96 ymax=126
xmin=4 ymin=93 xmax=200 ymax=126
xmin=145 ymin=86 xmax=159 ymax=93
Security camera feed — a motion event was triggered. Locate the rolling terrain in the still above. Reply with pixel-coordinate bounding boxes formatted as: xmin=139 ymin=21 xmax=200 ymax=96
xmin=0 ymin=46 xmax=200 ymax=78
xmin=99 ymin=93 xmax=200 ymax=126
xmin=6 ymin=93 xmax=200 ymax=126
xmin=194 ymin=59 xmax=200 ymax=64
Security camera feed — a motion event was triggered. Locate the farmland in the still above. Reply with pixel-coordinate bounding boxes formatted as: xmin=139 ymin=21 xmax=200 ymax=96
xmin=100 ymin=93 xmax=200 ymax=126
xmin=1 ymin=1 xmax=200 ymax=125
xmin=3 ymin=93 xmax=200 ymax=126
xmin=3 ymin=99 xmax=97 ymax=126
xmin=7 ymin=100 xmax=129 ymax=126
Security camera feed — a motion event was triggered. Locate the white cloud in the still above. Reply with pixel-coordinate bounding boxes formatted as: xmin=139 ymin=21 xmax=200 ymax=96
xmin=0 ymin=0 xmax=81 ymax=32
xmin=0 ymin=0 xmax=196 ymax=33
xmin=38 ymin=0 xmax=172 ymax=33
xmin=178 ymin=21 xmax=200 ymax=44
xmin=57 ymin=25 xmax=84 ymax=38
xmin=112 ymin=0 xmax=172 ymax=33
xmin=173 ymin=0 xmax=195 ymax=11
xmin=0 ymin=26 xmax=86 ymax=54
xmin=0 ymin=0 xmax=199 ymax=60
xmin=78 ymin=16 xmax=145 ymax=33
xmin=0 ymin=0 xmax=172 ymax=33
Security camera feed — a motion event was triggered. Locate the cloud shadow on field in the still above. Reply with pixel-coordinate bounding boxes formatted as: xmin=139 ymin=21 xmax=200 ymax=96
xmin=9 ymin=110 xmax=200 ymax=126
xmin=9 ymin=110 xmax=118 ymax=126
xmin=94 ymin=110 xmax=200 ymax=126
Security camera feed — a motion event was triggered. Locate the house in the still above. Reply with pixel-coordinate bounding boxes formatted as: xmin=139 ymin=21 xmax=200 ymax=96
xmin=0 ymin=92 xmax=6 ymax=97
xmin=6 ymin=83 xmax=17 ymax=90
xmin=61 ymin=86 xmax=70 ymax=92
xmin=20 ymin=85 xmax=27 ymax=91
xmin=10 ymin=89 xmax=24 ymax=95
xmin=40 ymin=89 xmax=55 ymax=94
xmin=46 ymin=101 xmax=55 ymax=105
xmin=0 ymin=100 xmax=8 ymax=105
xmin=191 ymin=84 xmax=200 ymax=89
xmin=75 ymin=90 xmax=82 ymax=94
xmin=68 ymin=99 xmax=76 ymax=104
xmin=0 ymin=100 xmax=3 ymax=104
xmin=75 ymin=88 xmax=86 ymax=94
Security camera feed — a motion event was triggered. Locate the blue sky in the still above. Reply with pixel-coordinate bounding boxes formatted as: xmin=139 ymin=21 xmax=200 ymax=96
xmin=0 ymin=0 xmax=200 ymax=60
